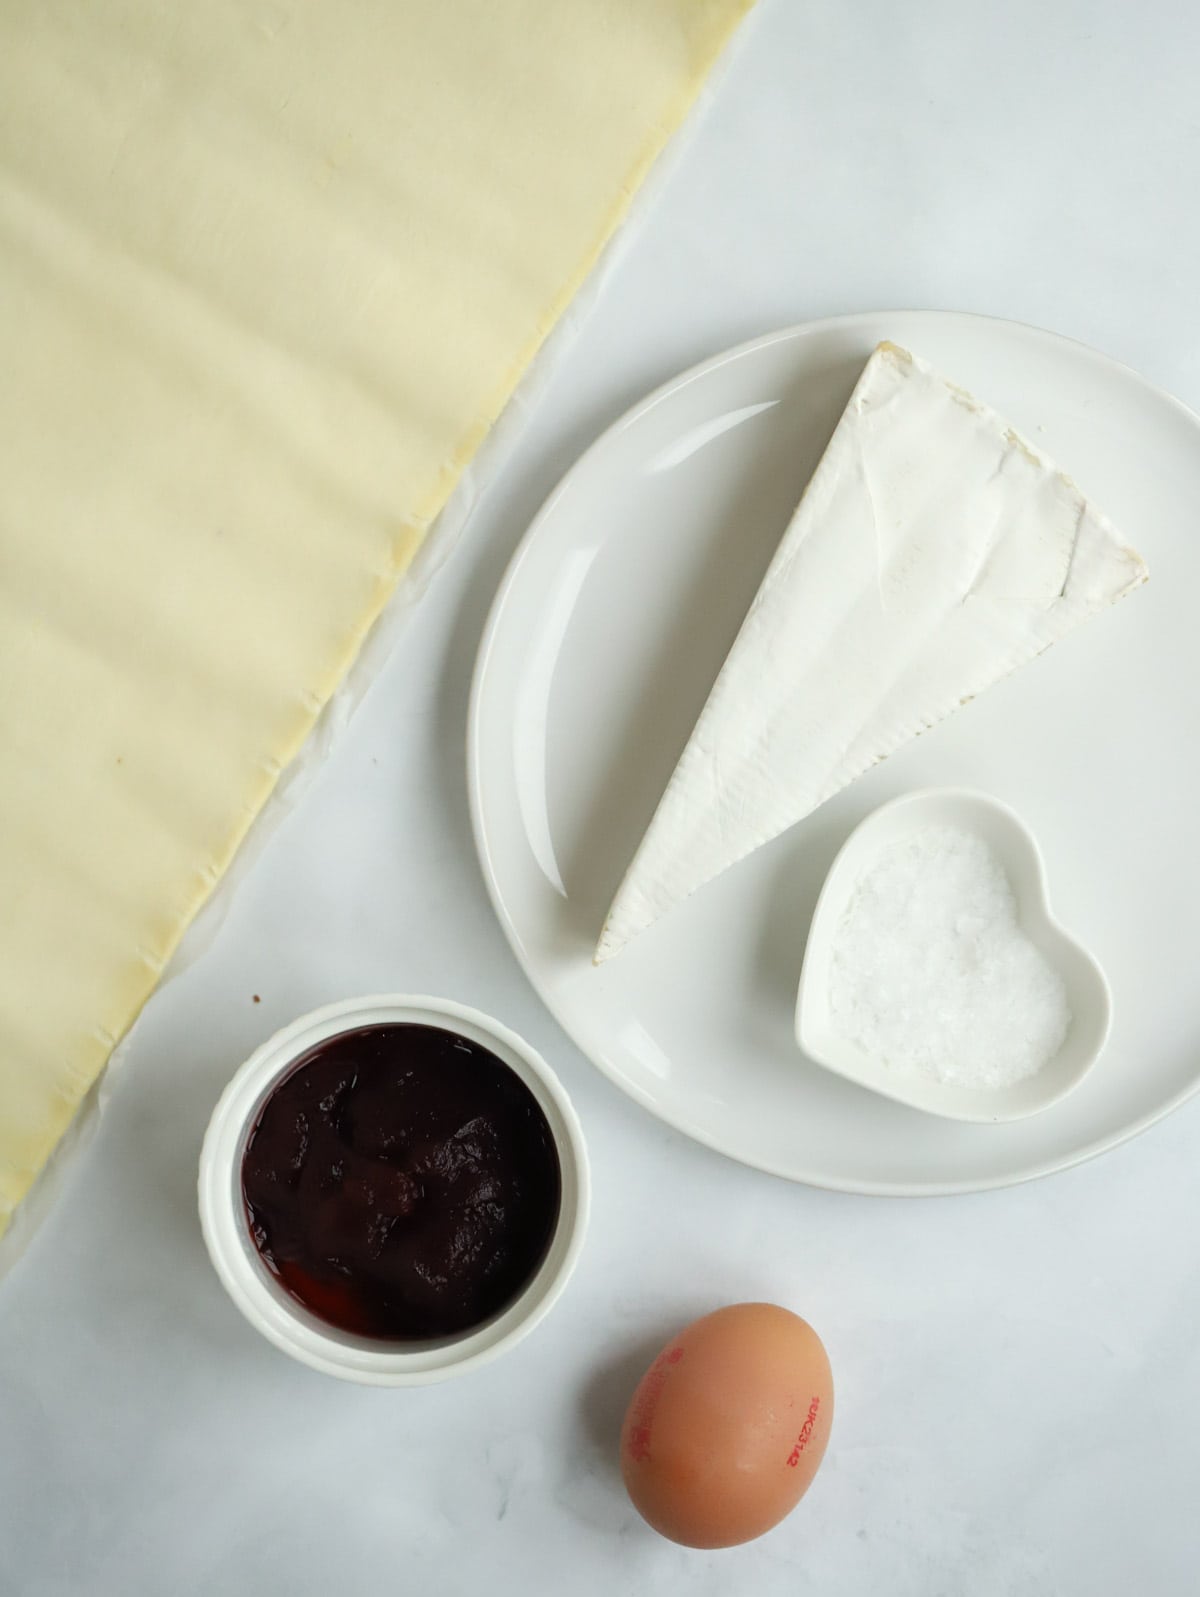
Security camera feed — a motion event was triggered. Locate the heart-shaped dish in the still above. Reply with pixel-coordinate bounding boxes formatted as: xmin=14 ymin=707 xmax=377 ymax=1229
xmin=796 ymin=789 xmax=1112 ymax=1123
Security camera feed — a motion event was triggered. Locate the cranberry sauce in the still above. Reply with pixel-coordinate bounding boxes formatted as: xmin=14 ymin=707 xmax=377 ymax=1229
xmin=241 ymin=1024 xmax=561 ymax=1340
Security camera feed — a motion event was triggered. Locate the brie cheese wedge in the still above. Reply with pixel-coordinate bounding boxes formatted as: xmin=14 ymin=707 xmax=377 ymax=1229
xmin=595 ymin=341 xmax=1148 ymax=963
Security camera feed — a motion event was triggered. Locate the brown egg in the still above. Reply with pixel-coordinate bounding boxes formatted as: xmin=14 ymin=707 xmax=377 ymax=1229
xmin=620 ymin=1302 xmax=833 ymax=1549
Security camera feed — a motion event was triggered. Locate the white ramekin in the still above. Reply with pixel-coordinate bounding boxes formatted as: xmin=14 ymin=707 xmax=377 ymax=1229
xmin=198 ymin=994 xmax=589 ymax=1385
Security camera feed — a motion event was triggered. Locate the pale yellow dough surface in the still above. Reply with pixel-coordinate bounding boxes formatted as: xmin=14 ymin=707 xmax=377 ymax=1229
xmin=0 ymin=0 xmax=753 ymax=1232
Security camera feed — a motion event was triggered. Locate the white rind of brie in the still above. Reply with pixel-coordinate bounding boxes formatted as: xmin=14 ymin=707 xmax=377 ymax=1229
xmin=595 ymin=341 xmax=1148 ymax=963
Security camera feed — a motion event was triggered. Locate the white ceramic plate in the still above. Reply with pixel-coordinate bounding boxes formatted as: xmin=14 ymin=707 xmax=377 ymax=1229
xmin=469 ymin=311 xmax=1200 ymax=1194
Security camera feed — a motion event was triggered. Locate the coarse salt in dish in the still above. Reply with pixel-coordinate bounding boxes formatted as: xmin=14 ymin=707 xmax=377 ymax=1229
xmin=828 ymin=826 xmax=1072 ymax=1090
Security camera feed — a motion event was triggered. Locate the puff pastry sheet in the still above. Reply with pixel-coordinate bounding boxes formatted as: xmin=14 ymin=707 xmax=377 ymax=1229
xmin=0 ymin=0 xmax=753 ymax=1231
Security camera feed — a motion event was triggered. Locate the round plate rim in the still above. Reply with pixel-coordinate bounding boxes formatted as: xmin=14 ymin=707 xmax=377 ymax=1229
xmin=467 ymin=308 xmax=1200 ymax=1197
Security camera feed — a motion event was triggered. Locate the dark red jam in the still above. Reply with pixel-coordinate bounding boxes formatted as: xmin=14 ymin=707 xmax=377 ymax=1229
xmin=241 ymin=1023 xmax=561 ymax=1340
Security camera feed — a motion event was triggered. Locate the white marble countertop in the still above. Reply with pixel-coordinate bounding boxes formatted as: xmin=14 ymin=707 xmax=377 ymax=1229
xmin=4 ymin=2 xmax=1200 ymax=1591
